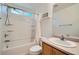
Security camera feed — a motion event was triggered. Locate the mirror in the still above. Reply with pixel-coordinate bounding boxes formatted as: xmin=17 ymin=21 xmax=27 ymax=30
xmin=53 ymin=3 xmax=79 ymax=37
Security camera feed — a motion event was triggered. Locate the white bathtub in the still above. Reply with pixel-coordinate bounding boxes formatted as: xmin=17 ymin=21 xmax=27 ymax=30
xmin=2 ymin=42 xmax=36 ymax=55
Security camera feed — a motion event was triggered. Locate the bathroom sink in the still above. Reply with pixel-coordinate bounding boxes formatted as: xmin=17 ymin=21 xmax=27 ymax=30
xmin=49 ymin=37 xmax=77 ymax=48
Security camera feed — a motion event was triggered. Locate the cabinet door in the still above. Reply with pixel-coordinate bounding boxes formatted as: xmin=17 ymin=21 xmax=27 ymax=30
xmin=42 ymin=42 xmax=66 ymax=55
xmin=52 ymin=47 xmax=66 ymax=55
xmin=42 ymin=42 xmax=53 ymax=55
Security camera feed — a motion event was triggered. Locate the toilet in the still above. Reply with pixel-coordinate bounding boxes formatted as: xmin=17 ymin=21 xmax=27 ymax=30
xmin=29 ymin=45 xmax=42 ymax=55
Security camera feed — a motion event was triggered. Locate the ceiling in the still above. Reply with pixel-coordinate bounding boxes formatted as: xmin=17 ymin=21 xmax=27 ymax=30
xmin=19 ymin=3 xmax=49 ymax=13
xmin=6 ymin=3 xmax=49 ymax=14
xmin=53 ymin=3 xmax=76 ymax=12
xmin=3 ymin=3 xmax=77 ymax=14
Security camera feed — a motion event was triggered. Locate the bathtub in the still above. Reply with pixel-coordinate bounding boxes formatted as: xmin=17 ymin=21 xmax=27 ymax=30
xmin=2 ymin=42 xmax=36 ymax=55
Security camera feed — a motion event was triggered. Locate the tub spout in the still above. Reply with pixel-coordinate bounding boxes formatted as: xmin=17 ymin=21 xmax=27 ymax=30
xmin=60 ymin=35 xmax=64 ymax=41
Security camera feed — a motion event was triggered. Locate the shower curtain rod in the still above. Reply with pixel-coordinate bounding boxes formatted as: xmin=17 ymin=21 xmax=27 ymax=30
xmin=1 ymin=3 xmax=39 ymax=15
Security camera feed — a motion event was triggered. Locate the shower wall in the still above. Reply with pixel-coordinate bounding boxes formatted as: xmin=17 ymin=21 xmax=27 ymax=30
xmin=0 ymin=4 xmax=7 ymax=54
xmin=3 ymin=12 xmax=36 ymax=48
xmin=0 ymin=4 xmax=36 ymax=50
xmin=0 ymin=4 xmax=37 ymax=54
xmin=0 ymin=4 xmax=2 ymax=54
xmin=0 ymin=4 xmax=38 ymax=55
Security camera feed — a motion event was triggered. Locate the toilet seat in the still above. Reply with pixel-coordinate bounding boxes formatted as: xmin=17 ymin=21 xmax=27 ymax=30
xmin=29 ymin=45 xmax=42 ymax=55
xmin=30 ymin=45 xmax=42 ymax=52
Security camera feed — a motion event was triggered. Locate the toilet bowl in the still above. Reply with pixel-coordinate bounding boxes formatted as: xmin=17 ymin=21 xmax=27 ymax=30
xmin=29 ymin=45 xmax=42 ymax=55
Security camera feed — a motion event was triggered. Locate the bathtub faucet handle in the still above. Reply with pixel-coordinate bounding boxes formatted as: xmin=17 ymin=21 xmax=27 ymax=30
xmin=4 ymin=34 xmax=8 ymax=38
xmin=4 ymin=40 xmax=10 ymax=42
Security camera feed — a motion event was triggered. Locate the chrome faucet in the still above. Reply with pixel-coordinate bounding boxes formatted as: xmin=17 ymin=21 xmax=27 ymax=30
xmin=60 ymin=35 xmax=64 ymax=41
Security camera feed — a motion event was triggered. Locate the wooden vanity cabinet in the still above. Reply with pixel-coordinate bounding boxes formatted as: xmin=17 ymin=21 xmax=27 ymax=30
xmin=42 ymin=42 xmax=67 ymax=55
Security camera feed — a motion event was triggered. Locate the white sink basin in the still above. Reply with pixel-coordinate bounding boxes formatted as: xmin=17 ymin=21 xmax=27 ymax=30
xmin=49 ymin=37 xmax=77 ymax=48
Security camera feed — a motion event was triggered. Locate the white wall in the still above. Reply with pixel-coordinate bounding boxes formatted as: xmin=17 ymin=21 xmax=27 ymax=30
xmin=40 ymin=4 xmax=54 ymax=38
xmin=53 ymin=4 xmax=79 ymax=37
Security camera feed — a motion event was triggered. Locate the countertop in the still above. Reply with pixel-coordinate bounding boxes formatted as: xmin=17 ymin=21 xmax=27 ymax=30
xmin=40 ymin=37 xmax=79 ymax=55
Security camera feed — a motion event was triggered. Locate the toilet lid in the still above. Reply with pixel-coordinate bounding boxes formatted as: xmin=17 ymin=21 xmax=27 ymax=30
xmin=30 ymin=45 xmax=42 ymax=52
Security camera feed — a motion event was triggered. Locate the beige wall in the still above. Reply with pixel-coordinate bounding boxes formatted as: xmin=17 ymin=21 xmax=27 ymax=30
xmin=53 ymin=4 xmax=79 ymax=37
